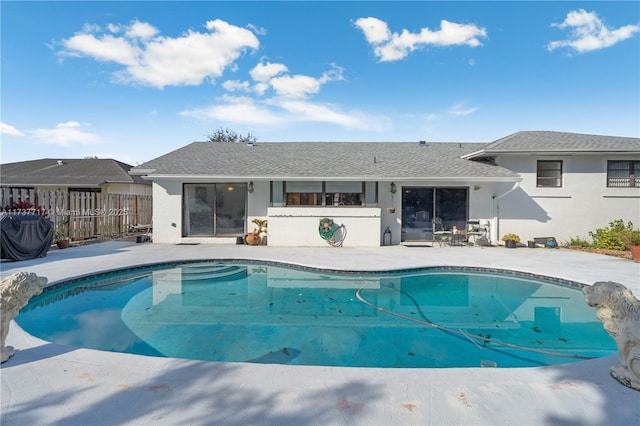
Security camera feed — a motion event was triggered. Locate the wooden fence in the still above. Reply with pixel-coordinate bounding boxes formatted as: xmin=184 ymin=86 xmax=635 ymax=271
xmin=1 ymin=188 xmax=152 ymax=240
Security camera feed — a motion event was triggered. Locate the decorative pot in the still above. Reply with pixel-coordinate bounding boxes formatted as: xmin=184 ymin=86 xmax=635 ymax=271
xmin=527 ymin=241 xmax=536 ymax=248
xmin=56 ymin=239 xmax=70 ymax=249
xmin=630 ymin=245 xmax=640 ymax=263
xmin=245 ymin=232 xmax=261 ymax=245
xmin=505 ymin=240 xmax=517 ymax=248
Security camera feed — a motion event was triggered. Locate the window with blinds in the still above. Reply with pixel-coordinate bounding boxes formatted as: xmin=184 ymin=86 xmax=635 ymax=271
xmin=607 ymin=160 xmax=640 ymax=188
xmin=536 ymin=160 xmax=563 ymax=187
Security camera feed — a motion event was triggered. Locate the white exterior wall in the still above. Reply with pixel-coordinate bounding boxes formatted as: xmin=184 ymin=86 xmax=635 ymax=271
xmin=495 ymin=154 xmax=640 ymax=244
xmin=151 ymin=178 xmax=509 ymax=246
xmin=153 ymin=179 xmax=246 ymax=245
xmin=267 ymin=207 xmax=381 ymax=247
xmin=247 ymin=180 xmax=270 ymax=232
xmin=104 ymin=183 xmax=152 ymax=196
xmin=151 ymin=180 xmax=184 ymax=244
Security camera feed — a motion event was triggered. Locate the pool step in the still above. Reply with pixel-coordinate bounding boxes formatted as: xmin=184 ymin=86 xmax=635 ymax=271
xmin=153 ymin=264 xmax=248 ymax=283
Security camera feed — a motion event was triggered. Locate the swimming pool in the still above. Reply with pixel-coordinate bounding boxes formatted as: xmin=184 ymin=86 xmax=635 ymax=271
xmin=16 ymin=260 xmax=615 ymax=368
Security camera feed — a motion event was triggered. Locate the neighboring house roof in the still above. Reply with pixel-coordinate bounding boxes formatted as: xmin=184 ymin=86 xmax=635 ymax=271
xmin=130 ymin=141 xmax=521 ymax=182
xmin=462 ymin=131 xmax=640 ymax=159
xmin=0 ymin=158 xmax=150 ymax=187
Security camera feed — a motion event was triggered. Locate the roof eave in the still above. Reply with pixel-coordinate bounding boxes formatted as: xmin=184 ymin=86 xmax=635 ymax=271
xmin=460 ymin=150 xmax=486 ymax=160
xmin=129 ymin=168 xmax=157 ymax=176
xmin=485 ymin=149 xmax=640 ymax=155
xmin=140 ymin=174 xmax=521 ymax=183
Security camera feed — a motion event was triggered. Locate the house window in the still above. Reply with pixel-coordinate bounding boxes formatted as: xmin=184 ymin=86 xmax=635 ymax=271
xmin=285 ymin=181 xmax=323 ymax=206
xmin=536 ymin=160 xmax=562 ymax=187
xmin=282 ymin=181 xmax=366 ymax=206
xmin=607 ymin=160 xmax=640 ymax=187
xmin=324 ymin=182 xmax=364 ymax=206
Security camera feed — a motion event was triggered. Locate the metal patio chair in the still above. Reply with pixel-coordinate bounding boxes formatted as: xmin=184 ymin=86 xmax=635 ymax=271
xmin=432 ymin=217 xmax=452 ymax=247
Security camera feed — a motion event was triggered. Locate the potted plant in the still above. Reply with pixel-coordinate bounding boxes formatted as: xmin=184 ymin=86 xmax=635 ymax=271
xmin=54 ymin=226 xmax=70 ymax=249
xmin=527 ymin=240 xmax=536 ymax=248
xmin=245 ymin=218 xmax=268 ymax=245
xmin=622 ymin=229 xmax=640 ymax=263
xmin=501 ymin=233 xmax=520 ymax=248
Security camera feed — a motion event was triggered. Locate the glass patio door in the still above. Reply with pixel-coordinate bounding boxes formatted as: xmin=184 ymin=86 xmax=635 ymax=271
xmin=434 ymin=188 xmax=468 ymax=233
xmin=401 ymin=187 xmax=434 ymax=241
xmin=183 ymin=183 xmax=246 ymax=236
xmin=401 ymin=187 xmax=468 ymax=242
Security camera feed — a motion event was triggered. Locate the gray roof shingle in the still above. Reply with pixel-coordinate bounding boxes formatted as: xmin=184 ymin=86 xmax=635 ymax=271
xmin=479 ymin=131 xmax=640 ymax=154
xmin=1 ymin=158 xmax=150 ymax=187
xmin=131 ymin=141 xmax=520 ymax=180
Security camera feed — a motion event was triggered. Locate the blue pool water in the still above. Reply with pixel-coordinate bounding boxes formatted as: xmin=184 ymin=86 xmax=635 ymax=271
xmin=17 ymin=261 xmax=615 ymax=368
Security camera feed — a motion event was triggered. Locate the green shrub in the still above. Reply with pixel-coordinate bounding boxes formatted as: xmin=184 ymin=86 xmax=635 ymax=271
xmin=565 ymin=235 xmax=591 ymax=248
xmin=588 ymin=219 xmax=633 ymax=251
xmin=622 ymin=229 xmax=640 ymax=247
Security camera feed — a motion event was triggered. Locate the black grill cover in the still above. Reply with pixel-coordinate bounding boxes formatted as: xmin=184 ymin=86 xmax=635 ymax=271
xmin=1 ymin=213 xmax=54 ymax=261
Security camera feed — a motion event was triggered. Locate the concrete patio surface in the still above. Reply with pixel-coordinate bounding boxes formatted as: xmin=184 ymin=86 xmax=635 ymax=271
xmin=1 ymin=241 xmax=639 ymax=425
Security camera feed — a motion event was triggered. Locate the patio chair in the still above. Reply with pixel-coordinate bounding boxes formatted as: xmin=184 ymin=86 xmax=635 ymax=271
xmin=129 ymin=218 xmax=153 ymax=242
xmin=432 ymin=217 xmax=452 ymax=247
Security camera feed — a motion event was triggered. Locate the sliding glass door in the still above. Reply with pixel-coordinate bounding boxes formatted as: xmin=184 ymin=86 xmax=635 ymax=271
xmin=183 ymin=183 xmax=246 ymax=237
xmin=435 ymin=188 xmax=468 ymax=231
xmin=401 ymin=187 xmax=468 ymax=241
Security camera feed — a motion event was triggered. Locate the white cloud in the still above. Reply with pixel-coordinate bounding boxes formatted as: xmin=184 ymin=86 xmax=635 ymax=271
xmin=249 ymin=61 xmax=288 ymax=82
xmin=247 ymin=23 xmax=267 ymax=36
xmin=419 ymin=102 xmax=478 ymax=131
xmin=447 ymin=102 xmax=479 ymax=116
xmin=222 ymin=80 xmax=251 ymax=92
xmin=29 ymin=122 xmax=98 ymax=147
xmin=125 ymin=20 xmax=159 ymax=40
xmin=62 ymin=33 xmax=139 ymax=64
xmin=425 ymin=113 xmax=438 ymax=123
xmin=181 ymin=59 xmax=362 ymax=129
xmin=354 ymin=17 xmax=487 ymax=62
xmin=181 ymin=95 xmax=287 ymax=126
xmin=272 ymin=99 xmax=382 ymax=130
xmin=58 ymin=19 xmax=259 ymax=88
xmin=269 ymin=74 xmax=325 ymax=98
xmin=547 ymin=9 xmax=640 ymax=53
xmin=270 ymin=65 xmax=344 ymax=98
xmin=353 ymin=17 xmax=392 ymax=44
xmin=181 ymin=94 xmax=387 ymax=131
xmin=1 ymin=122 xmax=25 ymax=137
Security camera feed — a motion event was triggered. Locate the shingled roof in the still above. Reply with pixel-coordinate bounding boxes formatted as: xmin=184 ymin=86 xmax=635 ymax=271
xmin=131 ymin=141 xmax=520 ymax=181
xmin=463 ymin=131 xmax=640 ymax=159
xmin=1 ymin=158 xmax=150 ymax=187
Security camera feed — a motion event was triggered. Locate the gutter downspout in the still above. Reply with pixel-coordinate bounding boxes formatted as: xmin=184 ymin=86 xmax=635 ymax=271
xmin=492 ymin=181 xmax=520 ymax=243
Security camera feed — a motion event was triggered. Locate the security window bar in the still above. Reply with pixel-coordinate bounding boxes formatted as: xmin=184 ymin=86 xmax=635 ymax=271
xmin=536 ymin=160 xmax=563 ymax=188
xmin=607 ymin=160 xmax=640 ymax=188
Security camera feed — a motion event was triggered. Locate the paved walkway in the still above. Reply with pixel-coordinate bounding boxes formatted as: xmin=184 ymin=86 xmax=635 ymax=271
xmin=1 ymin=241 xmax=639 ymax=425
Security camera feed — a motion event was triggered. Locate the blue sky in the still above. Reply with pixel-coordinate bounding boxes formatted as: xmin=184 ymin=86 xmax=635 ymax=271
xmin=2 ymin=1 xmax=639 ymax=166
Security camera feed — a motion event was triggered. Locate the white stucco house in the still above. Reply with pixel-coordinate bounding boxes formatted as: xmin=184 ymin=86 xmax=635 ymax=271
xmin=130 ymin=131 xmax=640 ymax=247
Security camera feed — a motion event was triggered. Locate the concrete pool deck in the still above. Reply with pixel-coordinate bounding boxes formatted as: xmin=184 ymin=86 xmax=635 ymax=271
xmin=1 ymin=241 xmax=639 ymax=425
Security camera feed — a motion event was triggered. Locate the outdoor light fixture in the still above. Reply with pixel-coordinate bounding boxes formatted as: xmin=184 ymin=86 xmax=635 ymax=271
xmin=390 ymin=182 xmax=397 ymax=194
xmin=248 ymin=181 xmax=254 ymax=193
